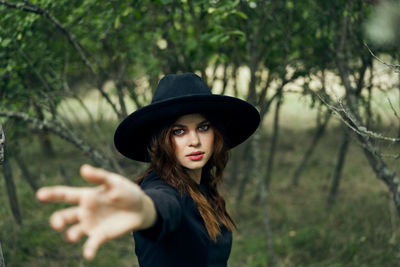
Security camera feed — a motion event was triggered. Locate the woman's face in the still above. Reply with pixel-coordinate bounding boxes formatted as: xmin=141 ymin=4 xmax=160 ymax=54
xmin=171 ymin=113 xmax=214 ymax=173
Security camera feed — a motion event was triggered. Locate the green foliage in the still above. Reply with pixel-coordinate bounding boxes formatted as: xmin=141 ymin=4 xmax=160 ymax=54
xmin=0 ymin=0 xmax=381 ymax=113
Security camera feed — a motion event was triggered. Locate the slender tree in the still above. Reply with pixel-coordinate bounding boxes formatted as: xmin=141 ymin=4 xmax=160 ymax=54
xmin=0 ymin=123 xmax=4 ymax=267
xmin=327 ymin=127 xmax=350 ymax=208
xmin=0 ymin=123 xmax=3 ymax=164
xmin=2 ymin=145 xmax=21 ymax=225
xmin=0 ymin=241 xmax=4 ymax=267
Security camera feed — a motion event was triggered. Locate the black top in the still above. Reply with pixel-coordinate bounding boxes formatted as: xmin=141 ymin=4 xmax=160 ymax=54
xmin=133 ymin=171 xmax=232 ymax=267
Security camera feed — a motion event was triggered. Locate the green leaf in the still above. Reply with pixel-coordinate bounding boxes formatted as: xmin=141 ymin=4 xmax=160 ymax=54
xmin=1 ymin=38 xmax=11 ymax=48
xmin=114 ymin=15 xmax=121 ymax=29
xmin=122 ymin=7 xmax=133 ymax=17
xmin=220 ymin=35 xmax=229 ymax=43
xmin=229 ymin=30 xmax=245 ymax=37
xmin=209 ymin=33 xmax=224 ymax=43
xmin=233 ymin=11 xmax=248 ymax=19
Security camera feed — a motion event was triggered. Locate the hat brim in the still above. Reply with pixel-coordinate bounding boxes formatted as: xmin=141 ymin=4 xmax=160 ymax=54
xmin=114 ymin=94 xmax=260 ymax=162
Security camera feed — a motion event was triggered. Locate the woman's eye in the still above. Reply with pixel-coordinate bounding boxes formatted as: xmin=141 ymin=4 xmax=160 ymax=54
xmin=199 ymin=124 xmax=210 ymax=131
xmin=172 ymin=129 xmax=185 ymax=136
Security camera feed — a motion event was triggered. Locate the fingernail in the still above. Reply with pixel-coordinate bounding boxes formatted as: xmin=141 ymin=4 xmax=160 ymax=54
xmin=66 ymin=231 xmax=76 ymax=242
xmin=50 ymin=215 xmax=63 ymax=230
xmin=80 ymin=165 xmax=89 ymax=174
xmin=36 ymin=189 xmax=45 ymax=200
xmin=82 ymin=164 xmax=94 ymax=171
xmin=84 ymin=248 xmax=94 ymax=260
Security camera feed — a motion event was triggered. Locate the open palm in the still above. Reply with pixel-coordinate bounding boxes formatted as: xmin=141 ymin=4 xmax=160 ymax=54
xmin=36 ymin=164 xmax=156 ymax=259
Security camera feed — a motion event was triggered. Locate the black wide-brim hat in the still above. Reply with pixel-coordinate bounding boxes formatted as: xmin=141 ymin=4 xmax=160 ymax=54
xmin=114 ymin=73 xmax=260 ymax=162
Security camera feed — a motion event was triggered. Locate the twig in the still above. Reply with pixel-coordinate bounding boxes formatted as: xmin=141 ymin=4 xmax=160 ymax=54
xmin=0 ymin=111 xmax=112 ymax=169
xmin=364 ymin=43 xmax=400 ymax=73
xmin=387 ymin=97 xmax=400 ymax=120
xmin=315 ymin=92 xmax=400 ymax=142
xmin=382 ymin=153 xmax=400 ymax=159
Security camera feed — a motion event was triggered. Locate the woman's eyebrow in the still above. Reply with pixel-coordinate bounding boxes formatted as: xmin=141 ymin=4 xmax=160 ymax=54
xmin=171 ymin=123 xmax=187 ymax=128
xmin=172 ymin=120 xmax=209 ymax=128
xmin=197 ymin=120 xmax=209 ymax=126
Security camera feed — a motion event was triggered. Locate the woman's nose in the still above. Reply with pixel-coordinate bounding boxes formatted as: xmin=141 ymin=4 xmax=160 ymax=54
xmin=189 ymin=131 xmax=200 ymax=146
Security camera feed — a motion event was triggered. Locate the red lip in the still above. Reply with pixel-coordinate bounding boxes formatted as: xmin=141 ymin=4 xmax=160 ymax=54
xmin=186 ymin=151 xmax=204 ymax=157
xmin=186 ymin=151 xmax=205 ymax=161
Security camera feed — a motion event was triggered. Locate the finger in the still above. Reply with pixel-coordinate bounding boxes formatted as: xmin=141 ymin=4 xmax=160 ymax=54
xmin=83 ymin=232 xmax=109 ymax=260
xmin=50 ymin=207 xmax=80 ymax=231
xmin=64 ymin=224 xmax=85 ymax=243
xmin=80 ymin=164 xmax=118 ymax=186
xmin=36 ymin=186 xmax=87 ymax=204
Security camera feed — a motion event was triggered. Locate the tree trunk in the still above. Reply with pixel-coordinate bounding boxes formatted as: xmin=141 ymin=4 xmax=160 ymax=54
xmin=327 ymin=128 xmax=350 ymax=208
xmin=366 ymin=81 xmax=373 ymax=129
xmin=338 ymin=73 xmax=400 ymax=215
xmin=259 ymin=182 xmax=277 ymax=267
xmin=365 ymin=64 xmax=374 ymax=129
xmin=252 ymin=130 xmax=277 ymax=267
xmin=13 ymin=149 xmax=38 ymax=192
xmin=226 ymin=145 xmax=243 ymax=188
xmin=60 ymin=166 xmax=72 ymax=186
xmin=115 ymin=63 xmax=128 ymax=120
xmin=398 ymin=74 xmax=400 ymax=138
xmin=232 ymin=63 xmax=239 ymax=97
xmin=0 ymin=123 xmax=4 ymax=164
xmin=2 ymin=145 xmax=22 ymax=225
xmin=220 ymin=62 xmax=229 ymax=95
xmin=235 ymin=139 xmax=254 ymax=202
xmin=33 ymin=104 xmax=55 ymax=157
xmin=335 ymin=36 xmax=400 ymax=215
xmin=116 ymin=85 xmax=128 ymax=119
xmin=0 ymin=241 xmax=4 ymax=267
xmin=265 ymin=90 xmax=283 ymax=189
xmin=358 ymin=133 xmax=400 ymax=214
xmin=291 ymin=111 xmax=331 ymax=187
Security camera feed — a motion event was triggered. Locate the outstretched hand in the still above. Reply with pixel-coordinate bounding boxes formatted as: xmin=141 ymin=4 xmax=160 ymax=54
xmin=36 ymin=164 xmax=156 ymax=260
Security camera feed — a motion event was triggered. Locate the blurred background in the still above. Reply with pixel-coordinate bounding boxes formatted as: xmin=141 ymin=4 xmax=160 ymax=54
xmin=1 ymin=0 xmax=400 ymax=266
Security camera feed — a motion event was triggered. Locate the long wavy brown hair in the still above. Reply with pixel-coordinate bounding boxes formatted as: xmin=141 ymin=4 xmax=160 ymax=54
xmin=136 ymin=115 xmax=235 ymax=242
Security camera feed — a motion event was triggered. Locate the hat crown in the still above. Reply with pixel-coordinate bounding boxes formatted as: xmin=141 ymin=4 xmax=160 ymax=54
xmin=115 ymin=72 xmax=260 ymax=162
xmin=152 ymin=73 xmax=211 ymax=104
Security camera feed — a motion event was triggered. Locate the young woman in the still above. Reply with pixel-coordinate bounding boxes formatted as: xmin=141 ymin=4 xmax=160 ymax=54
xmin=36 ymin=73 xmax=260 ymax=266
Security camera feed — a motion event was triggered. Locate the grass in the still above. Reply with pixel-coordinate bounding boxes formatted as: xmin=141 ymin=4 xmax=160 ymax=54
xmin=228 ymin=122 xmax=400 ymax=267
xmin=1 ymin=92 xmax=400 ymax=266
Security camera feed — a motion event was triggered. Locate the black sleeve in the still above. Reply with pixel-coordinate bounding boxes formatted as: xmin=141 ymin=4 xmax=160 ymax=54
xmin=137 ymin=174 xmax=182 ymax=241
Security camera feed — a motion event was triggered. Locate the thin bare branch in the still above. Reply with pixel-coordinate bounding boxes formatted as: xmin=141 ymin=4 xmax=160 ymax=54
xmin=382 ymin=153 xmax=400 ymax=159
xmin=364 ymin=43 xmax=400 ymax=73
xmin=0 ymin=111 xmax=112 ymax=169
xmin=315 ymin=93 xmax=400 ymax=142
xmin=388 ymin=97 xmax=400 ymax=120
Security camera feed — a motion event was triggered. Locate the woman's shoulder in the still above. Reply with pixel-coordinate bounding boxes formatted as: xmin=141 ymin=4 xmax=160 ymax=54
xmin=139 ymin=171 xmax=177 ymax=192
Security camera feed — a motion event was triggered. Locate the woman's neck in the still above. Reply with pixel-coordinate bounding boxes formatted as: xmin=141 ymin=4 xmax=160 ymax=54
xmin=186 ymin=168 xmax=202 ymax=184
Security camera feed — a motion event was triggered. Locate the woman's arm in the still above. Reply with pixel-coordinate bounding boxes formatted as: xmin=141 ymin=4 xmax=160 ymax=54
xmin=36 ymin=164 xmax=157 ymax=260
